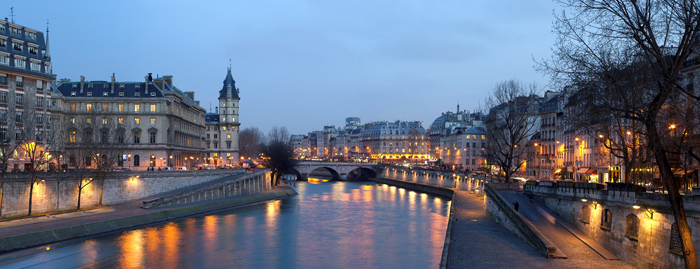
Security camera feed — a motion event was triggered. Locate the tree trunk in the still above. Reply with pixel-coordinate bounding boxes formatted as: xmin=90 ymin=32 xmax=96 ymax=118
xmin=77 ymin=184 xmax=82 ymax=210
xmin=98 ymin=177 xmax=104 ymax=206
xmin=55 ymin=180 xmax=60 ymax=212
xmin=27 ymin=181 xmax=34 ymax=216
xmin=0 ymin=181 xmax=3 ymax=218
xmin=648 ymin=122 xmax=698 ymax=268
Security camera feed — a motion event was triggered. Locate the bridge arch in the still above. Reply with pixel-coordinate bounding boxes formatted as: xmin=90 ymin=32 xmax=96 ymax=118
xmin=346 ymin=167 xmax=378 ymax=181
xmin=308 ymin=167 xmax=342 ymax=181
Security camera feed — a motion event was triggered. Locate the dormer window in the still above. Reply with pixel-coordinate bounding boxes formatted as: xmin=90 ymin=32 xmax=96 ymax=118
xmin=71 ymin=91 xmax=76 ymax=96
xmin=10 ymin=27 xmax=20 ymax=36
xmin=119 ymin=84 xmax=125 ymax=88
xmin=150 ymin=92 xmax=155 ymax=97
xmin=88 ymin=83 xmax=93 ymax=88
xmin=12 ymin=42 xmax=21 ymax=51
xmin=28 ymin=46 xmax=37 ymax=55
xmin=87 ymin=92 xmax=92 ymax=96
xmin=72 ymin=84 xmax=77 ymax=88
xmin=0 ymin=39 xmax=5 ymax=47
xmin=27 ymin=32 xmax=36 ymax=40
xmin=135 ymin=85 xmax=140 ymax=89
xmin=135 ymin=92 xmax=140 ymax=97
xmin=0 ymin=24 xmax=4 ymax=32
xmin=103 ymin=92 xmax=108 ymax=96
xmin=119 ymin=92 xmax=124 ymax=97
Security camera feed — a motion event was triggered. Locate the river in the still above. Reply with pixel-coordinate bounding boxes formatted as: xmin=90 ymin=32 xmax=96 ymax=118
xmin=0 ymin=180 xmax=450 ymax=268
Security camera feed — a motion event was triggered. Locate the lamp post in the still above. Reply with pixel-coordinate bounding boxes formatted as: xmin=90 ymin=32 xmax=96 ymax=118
xmin=128 ymin=154 xmax=131 ymax=171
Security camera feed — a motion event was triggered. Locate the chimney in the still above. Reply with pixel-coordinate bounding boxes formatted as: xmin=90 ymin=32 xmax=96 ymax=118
xmin=153 ymin=77 xmax=164 ymax=90
xmin=148 ymin=73 xmax=153 ymax=82
xmin=185 ymin=91 xmax=195 ymax=100
xmin=110 ymin=73 xmax=115 ymax=94
xmin=215 ymin=106 xmax=218 ymax=114
xmin=80 ymin=76 xmax=85 ymax=93
xmin=196 ymin=101 xmax=200 ymax=105
xmin=163 ymin=75 xmax=173 ymax=87
xmin=144 ymin=75 xmax=149 ymax=94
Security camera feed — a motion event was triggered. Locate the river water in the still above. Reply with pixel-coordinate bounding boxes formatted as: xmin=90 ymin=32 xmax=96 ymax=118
xmin=0 ymin=180 xmax=450 ymax=268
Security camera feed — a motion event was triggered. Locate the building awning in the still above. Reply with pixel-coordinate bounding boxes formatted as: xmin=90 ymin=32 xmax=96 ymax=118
xmin=576 ymin=168 xmax=589 ymax=174
xmin=586 ymin=169 xmax=597 ymax=175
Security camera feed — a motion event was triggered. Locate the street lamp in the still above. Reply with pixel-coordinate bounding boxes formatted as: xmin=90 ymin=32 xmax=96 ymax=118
xmin=128 ymin=154 xmax=131 ymax=171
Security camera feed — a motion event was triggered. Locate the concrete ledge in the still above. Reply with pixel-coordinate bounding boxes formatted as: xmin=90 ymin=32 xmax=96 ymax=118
xmin=0 ymin=188 xmax=297 ymax=254
xmin=439 ymin=192 xmax=457 ymax=269
xmin=484 ymin=184 xmax=563 ymax=258
xmin=370 ymin=177 xmax=454 ymax=199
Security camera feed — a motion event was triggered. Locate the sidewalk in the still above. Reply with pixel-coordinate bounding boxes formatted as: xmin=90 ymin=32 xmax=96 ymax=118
xmin=447 ymin=189 xmax=633 ymax=268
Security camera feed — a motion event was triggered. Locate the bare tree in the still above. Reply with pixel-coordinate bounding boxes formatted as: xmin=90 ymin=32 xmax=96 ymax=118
xmin=484 ymin=79 xmax=540 ymax=186
xmin=23 ymin=108 xmax=57 ymax=216
xmin=540 ymin=0 xmax=700 ymax=266
xmin=260 ymin=126 xmax=297 ymax=186
xmin=238 ymin=127 xmax=265 ymax=160
xmin=0 ymin=112 xmax=27 ymax=217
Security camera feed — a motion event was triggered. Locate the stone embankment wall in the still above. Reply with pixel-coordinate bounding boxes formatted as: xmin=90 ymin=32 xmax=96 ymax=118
xmin=0 ymin=170 xmax=247 ymax=218
xmin=142 ymin=170 xmax=270 ymax=208
xmin=525 ymin=182 xmax=700 ymax=268
xmin=381 ymin=167 xmax=499 ymax=193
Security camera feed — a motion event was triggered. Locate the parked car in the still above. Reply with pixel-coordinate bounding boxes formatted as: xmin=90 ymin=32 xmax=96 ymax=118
xmin=162 ymin=167 xmax=174 ymax=171
xmin=177 ymin=166 xmax=188 ymax=170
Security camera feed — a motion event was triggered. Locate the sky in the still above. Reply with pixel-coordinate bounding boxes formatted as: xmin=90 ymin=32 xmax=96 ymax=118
xmin=6 ymin=1 xmax=560 ymax=134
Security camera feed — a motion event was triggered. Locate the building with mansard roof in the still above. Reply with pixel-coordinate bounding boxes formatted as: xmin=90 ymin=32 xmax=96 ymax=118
xmin=0 ymin=19 xmax=56 ymax=171
xmin=54 ymin=74 xmax=206 ymax=171
xmin=204 ymin=68 xmax=240 ymax=166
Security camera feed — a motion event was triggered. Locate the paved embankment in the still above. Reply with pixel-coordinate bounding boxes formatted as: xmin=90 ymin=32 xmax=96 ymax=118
xmin=0 ymin=185 xmax=297 ymax=254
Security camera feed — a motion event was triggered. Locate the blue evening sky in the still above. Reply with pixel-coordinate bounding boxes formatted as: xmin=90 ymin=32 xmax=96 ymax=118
xmin=6 ymin=1 xmax=559 ymax=134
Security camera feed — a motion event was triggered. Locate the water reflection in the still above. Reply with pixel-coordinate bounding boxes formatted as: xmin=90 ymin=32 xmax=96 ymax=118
xmin=0 ymin=181 xmax=449 ymax=269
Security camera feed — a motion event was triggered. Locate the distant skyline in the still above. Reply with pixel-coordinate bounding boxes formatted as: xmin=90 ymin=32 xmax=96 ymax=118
xmin=6 ymin=1 xmax=559 ymax=134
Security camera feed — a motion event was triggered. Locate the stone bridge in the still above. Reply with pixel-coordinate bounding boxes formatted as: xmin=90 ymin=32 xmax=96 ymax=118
xmin=291 ymin=161 xmax=380 ymax=181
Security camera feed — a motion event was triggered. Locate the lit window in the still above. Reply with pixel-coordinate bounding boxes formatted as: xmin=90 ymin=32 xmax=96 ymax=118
xmin=150 ymin=117 xmax=155 ymax=124
xmin=102 ymin=104 xmax=108 ymax=111
xmin=134 ymin=104 xmax=140 ymax=112
xmin=118 ymin=104 xmax=124 ymax=112
xmin=118 ymin=117 xmax=124 ymax=124
xmin=86 ymin=117 xmax=92 ymax=124
xmin=70 ymin=117 xmax=75 ymax=124
xmin=150 ymin=104 xmax=155 ymax=112
xmin=134 ymin=118 xmax=140 ymax=125
xmin=150 ymin=92 xmax=155 ymax=97
xmin=86 ymin=104 xmax=92 ymax=111
xmin=71 ymin=92 xmax=76 ymax=96
xmin=70 ymin=104 xmax=76 ymax=111
xmin=86 ymin=92 xmax=92 ymax=96
xmin=119 ymin=92 xmax=124 ymax=97
xmin=222 ymin=126 xmax=227 ymax=131
xmin=103 ymin=118 xmax=107 ymax=124
xmin=227 ymin=134 xmax=231 ymax=139
xmin=103 ymin=92 xmax=108 ymax=96
xmin=69 ymin=131 xmax=76 ymax=143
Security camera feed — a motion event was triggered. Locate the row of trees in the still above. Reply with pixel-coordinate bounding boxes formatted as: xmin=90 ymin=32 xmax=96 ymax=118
xmin=484 ymin=1 xmax=700 ymax=266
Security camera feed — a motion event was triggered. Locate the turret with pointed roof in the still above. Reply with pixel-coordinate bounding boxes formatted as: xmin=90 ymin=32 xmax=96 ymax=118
xmin=218 ymin=67 xmax=239 ymax=100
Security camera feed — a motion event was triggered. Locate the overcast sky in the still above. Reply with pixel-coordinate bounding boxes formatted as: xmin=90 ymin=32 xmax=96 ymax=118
xmin=7 ymin=1 xmax=559 ymax=134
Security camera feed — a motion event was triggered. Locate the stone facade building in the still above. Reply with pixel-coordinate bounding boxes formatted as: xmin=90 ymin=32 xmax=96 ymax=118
xmin=204 ymin=68 xmax=240 ymax=166
xmin=55 ymin=74 xmax=206 ymax=171
xmin=0 ymin=19 xmax=55 ymax=171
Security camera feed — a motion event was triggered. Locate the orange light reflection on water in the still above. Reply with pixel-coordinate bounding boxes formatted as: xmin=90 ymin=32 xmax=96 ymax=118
xmin=117 ymin=229 xmax=144 ymax=269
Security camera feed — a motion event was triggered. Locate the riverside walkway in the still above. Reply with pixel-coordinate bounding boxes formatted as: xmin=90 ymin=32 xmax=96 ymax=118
xmin=447 ymin=188 xmax=634 ymax=268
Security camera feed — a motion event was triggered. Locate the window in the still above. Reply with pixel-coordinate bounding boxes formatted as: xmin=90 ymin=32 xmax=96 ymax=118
xmin=0 ymin=38 xmax=4 ymax=47
xmin=119 ymin=92 xmax=124 ymax=97
xmin=71 ymin=92 xmax=76 ymax=96
xmin=86 ymin=117 xmax=92 ymax=124
xmin=44 ymin=63 xmax=51 ymax=74
xmin=0 ymin=92 xmax=6 ymax=103
xmin=70 ymin=103 xmax=76 ymax=111
xmin=84 ymin=130 xmax=92 ymax=143
xmin=101 ymin=131 xmax=108 ymax=143
xmin=14 ymin=58 xmax=24 ymax=69
xmin=86 ymin=92 xmax=92 ymax=97
xmin=118 ymin=104 xmax=124 ymax=112
xmin=134 ymin=118 xmax=140 ymax=125
xmin=70 ymin=117 xmax=76 ymax=124
xmin=150 ymin=104 xmax=155 ymax=112
xmin=37 ymin=97 xmax=43 ymax=108
xmin=29 ymin=46 xmax=38 ymax=55
xmin=149 ymin=132 xmax=156 ymax=144
xmin=0 ymin=55 xmax=8 ymax=66
xmin=222 ymin=126 xmax=227 ymax=131
xmin=214 ymin=134 xmax=218 ymax=139
xmin=103 ymin=118 xmax=108 ymax=125
xmin=118 ymin=130 xmax=125 ymax=143
xmin=150 ymin=117 xmax=155 ymax=124
xmin=134 ymin=154 xmax=140 ymax=166
xmin=214 ymin=142 xmax=218 ymax=148
xmin=118 ymin=117 xmax=124 ymax=124
xmin=150 ymin=92 xmax=155 ymax=97
xmin=14 ymin=112 xmax=21 ymax=123
xmin=102 ymin=104 xmax=108 ymax=111
xmin=0 ymin=110 xmax=6 ymax=122
xmin=30 ymin=61 xmax=40 ymax=71
xmin=135 ymin=92 xmax=140 ymax=97
xmin=69 ymin=154 xmax=76 ymax=166
xmin=601 ymin=209 xmax=612 ymax=230
xmin=227 ymin=134 xmax=231 ymax=139
xmin=86 ymin=104 xmax=92 ymax=111
xmin=103 ymin=92 xmax=108 ymax=96
xmin=12 ymin=42 xmax=21 ymax=51
xmin=27 ymin=32 xmax=36 ymax=39
xmin=625 ymin=214 xmax=639 ymax=240
xmin=206 ymin=134 xmax=211 ymax=139
xmin=580 ymin=206 xmax=591 ymax=224
xmin=134 ymin=104 xmax=140 ymax=112
xmin=134 ymin=132 xmax=140 ymax=143
xmin=226 ymin=141 xmax=231 ymax=149
xmin=85 ymin=155 xmax=91 ymax=167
